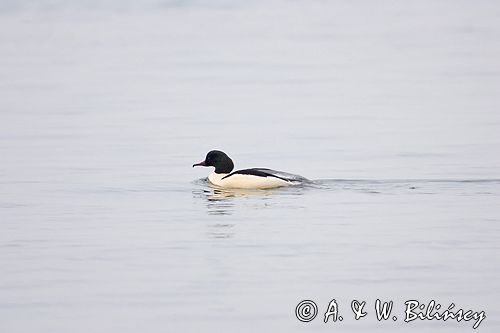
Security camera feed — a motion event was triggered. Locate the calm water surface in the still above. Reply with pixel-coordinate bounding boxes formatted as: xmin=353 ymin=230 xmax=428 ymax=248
xmin=1 ymin=1 xmax=500 ymax=332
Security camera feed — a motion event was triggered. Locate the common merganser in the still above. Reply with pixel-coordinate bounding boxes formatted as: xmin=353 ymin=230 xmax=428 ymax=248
xmin=193 ymin=150 xmax=309 ymax=189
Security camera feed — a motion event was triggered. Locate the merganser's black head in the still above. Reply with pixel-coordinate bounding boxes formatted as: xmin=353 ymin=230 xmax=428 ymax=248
xmin=192 ymin=150 xmax=234 ymax=174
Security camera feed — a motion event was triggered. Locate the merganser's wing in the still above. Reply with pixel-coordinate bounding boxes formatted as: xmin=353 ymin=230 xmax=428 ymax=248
xmin=222 ymin=168 xmax=309 ymax=183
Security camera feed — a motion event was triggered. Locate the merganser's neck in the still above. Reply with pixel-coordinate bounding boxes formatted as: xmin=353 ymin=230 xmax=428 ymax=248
xmin=208 ymin=172 xmax=229 ymax=186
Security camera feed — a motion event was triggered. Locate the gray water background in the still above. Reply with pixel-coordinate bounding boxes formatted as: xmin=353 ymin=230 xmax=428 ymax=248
xmin=1 ymin=1 xmax=500 ymax=332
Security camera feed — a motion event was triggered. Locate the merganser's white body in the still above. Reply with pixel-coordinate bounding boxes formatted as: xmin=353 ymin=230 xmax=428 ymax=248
xmin=208 ymin=171 xmax=291 ymax=189
xmin=193 ymin=150 xmax=308 ymax=190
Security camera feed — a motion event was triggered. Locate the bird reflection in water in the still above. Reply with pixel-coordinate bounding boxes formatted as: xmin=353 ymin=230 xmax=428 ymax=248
xmin=193 ymin=185 xmax=277 ymax=216
xmin=193 ymin=186 xmax=270 ymax=239
xmin=192 ymin=179 xmax=309 ymax=238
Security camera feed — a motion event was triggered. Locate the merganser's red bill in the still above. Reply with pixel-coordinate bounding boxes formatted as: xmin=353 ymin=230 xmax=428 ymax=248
xmin=192 ymin=161 xmax=207 ymax=167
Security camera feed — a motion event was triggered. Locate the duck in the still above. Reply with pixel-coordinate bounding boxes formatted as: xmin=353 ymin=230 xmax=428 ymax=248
xmin=193 ymin=150 xmax=309 ymax=189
